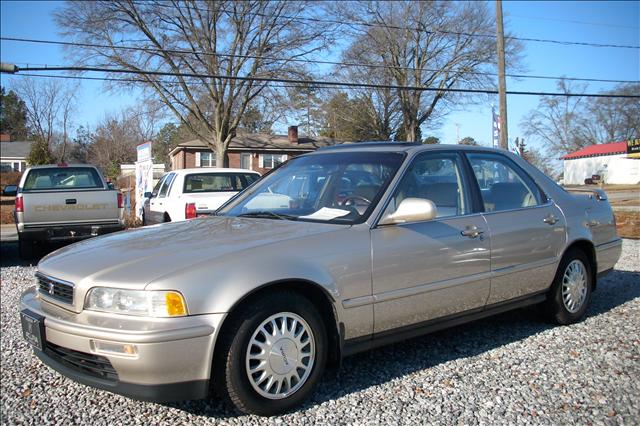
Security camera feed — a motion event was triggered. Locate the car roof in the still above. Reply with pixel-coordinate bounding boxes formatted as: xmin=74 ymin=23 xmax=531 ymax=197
xmin=314 ymin=142 xmax=508 ymax=155
xmin=26 ymin=164 xmax=100 ymax=169
xmin=169 ymin=168 xmax=260 ymax=175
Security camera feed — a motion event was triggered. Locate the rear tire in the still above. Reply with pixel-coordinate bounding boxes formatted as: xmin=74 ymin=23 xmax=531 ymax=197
xmin=543 ymin=249 xmax=593 ymax=325
xmin=18 ymin=236 xmax=33 ymax=259
xmin=213 ymin=291 xmax=327 ymax=415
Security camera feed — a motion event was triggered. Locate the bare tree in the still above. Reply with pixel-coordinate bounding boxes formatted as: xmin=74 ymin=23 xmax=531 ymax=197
xmin=333 ymin=1 xmax=521 ymax=141
xmin=580 ymin=83 xmax=640 ymax=145
xmin=14 ymin=77 xmax=77 ymax=161
xmin=56 ymin=0 xmax=335 ymax=166
xmin=521 ymin=79 xmax=589 ymax=156
xmin=88 ymin=109 xmax=147 ymax=178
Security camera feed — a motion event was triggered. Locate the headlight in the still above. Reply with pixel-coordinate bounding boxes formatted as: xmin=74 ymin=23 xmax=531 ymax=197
xmin=85 ymin=288 xmax=188 ymax=317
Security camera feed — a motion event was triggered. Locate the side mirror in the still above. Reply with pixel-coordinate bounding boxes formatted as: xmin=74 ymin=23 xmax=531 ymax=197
xmin=3 ymin=185 xmax=18 ymax=197
xmin=107 ymin=183 xmax=115 ymax=190
xmin=144 ymin=191 xmax=153 ymax=199
xmin=379 ymin=198 xmax=437 ymax=225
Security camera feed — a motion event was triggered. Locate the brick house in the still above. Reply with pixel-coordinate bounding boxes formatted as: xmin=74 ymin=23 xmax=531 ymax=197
xmin=168 ymin=126 xmax=341 ymax=175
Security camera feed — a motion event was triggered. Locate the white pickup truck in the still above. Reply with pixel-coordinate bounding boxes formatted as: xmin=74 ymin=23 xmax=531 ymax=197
xmin=142 ymin=168 xmax=260 ymax=225
xmin=13 ymin=164 xmax=124 ymax=258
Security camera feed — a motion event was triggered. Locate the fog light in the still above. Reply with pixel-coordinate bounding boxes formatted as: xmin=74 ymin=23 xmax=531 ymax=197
xmin=91 ymin=340 xmax=138 ymax=357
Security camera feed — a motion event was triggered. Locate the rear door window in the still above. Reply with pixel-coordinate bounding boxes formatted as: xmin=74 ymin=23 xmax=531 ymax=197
xmin=466 ymin=153 xmax=544 ymax=212
xmin=23 ymin=168 xmax=103 ymax=191
xmin=184 ymin=173 xmax=259 ymax=193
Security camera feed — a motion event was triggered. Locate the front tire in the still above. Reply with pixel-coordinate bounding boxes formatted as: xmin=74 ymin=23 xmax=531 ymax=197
xmin=544 ymin=249 xmax=593 ymax=325
xmin=214 ymin=291 xmax=327 ymax=415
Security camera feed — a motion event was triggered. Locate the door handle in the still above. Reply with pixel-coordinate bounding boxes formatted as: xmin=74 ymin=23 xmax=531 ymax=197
xmin=461 ymin=226 xmax=484 ymax=238
xmin=543 ymin=214 xmax=557 ymax=225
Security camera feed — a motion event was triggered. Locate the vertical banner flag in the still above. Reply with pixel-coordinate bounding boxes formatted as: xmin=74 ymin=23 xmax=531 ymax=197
xmin=492 ymin=106 xmax=500 ymax=148
xmin=135 ymin=142 xmax=153 ymax=220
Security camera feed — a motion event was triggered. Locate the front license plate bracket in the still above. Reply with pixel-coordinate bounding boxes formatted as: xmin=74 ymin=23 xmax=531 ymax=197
xmin=20 ymin=310 xmax=46 ymax=351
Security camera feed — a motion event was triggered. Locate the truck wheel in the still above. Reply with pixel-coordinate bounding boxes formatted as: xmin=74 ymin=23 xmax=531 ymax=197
xmin=543 ymin=249 xmax=593 ymax=325
xmin=18 ymin=237 xmax=33 ymax=259
xmin=214 ymin=291 xmax=327 ymax=415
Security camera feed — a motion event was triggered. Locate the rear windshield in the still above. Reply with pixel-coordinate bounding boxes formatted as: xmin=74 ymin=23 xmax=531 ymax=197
xmin=183 ymin=173 xmax=259 ymax=193
xmin=23 ymin=167 xmax=103 ymax=191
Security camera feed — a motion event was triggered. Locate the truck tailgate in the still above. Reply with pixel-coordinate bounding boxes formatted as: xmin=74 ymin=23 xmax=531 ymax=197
xmin=21 ymin=190 xmax=120 ymax=225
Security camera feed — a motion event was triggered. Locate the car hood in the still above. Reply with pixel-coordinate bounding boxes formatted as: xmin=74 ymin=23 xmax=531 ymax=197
xmin=37 ymin=216 xmax=342 ymax=288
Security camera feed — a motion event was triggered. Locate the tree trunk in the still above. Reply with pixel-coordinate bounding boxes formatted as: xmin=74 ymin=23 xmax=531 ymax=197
xmin=214 ymin=142 xmax=228 ymax=168
xmin=404 ymin=120 xmax=420 ymax=142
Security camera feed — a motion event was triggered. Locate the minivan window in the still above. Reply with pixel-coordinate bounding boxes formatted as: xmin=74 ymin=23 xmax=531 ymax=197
xmin=22 ymin=168 xmax=103 ymax=191
xmin=158 ymin=173 xmax=175 ymax=197
xmin=183 ymin=173 xmax=259 ymax=193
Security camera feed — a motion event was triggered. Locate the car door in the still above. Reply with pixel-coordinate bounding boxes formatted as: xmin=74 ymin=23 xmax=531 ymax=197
xmin=149 ymin=173 xmax=175 ymax=223
xmin=465 ymin=152 xmax=567 ymax=304
xmin=371 ymin=151 xmax=491 ymax=334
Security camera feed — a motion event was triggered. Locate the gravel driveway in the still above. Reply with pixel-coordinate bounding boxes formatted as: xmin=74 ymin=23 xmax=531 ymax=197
xmin=1 ymin=240 xmax=638 ymax=425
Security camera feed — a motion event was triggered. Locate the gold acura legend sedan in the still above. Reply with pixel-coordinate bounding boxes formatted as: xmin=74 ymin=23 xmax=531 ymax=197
xmin=21 ymin=143 xmax=621 ymax=415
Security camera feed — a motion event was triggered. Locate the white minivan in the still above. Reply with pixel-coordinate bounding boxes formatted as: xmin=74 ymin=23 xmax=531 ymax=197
xmin=142 ymin=168 xmax=260 ymax=225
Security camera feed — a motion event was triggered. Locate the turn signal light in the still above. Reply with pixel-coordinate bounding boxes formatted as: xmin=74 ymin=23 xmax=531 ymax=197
xmin=165 ymin=292 xmax=187 ymax=316
xmin=185 ymin=202 xmax=197 ymax=219
xmin=15 ymin=195 xmax=23 ymax=212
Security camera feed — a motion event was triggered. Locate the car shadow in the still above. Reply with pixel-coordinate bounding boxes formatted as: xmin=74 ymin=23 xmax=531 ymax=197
xmin=0 ymin=241 xmax=68 ymax=268
xmin=169 ymin=268 xmax=639 ymax=418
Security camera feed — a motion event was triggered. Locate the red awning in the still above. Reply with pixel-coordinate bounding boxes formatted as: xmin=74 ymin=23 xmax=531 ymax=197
xmin=562 ymin=141 xmax=628 ymax=160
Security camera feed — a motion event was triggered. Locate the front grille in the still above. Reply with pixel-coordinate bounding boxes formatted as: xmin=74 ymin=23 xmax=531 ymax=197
xmin=44 ymin=342 xmax=118 ymax=382
xmin=36 ymin=273 xmax=74 ymax=304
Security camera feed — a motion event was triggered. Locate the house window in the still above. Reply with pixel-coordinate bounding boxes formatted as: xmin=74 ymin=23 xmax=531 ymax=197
xmin=196 ymin=151 xmax=216 ymax=167
xmin=260 ymin=154 xmax=287 ymax=169
xmin=240 ymin=153 xmax=252 ymax=170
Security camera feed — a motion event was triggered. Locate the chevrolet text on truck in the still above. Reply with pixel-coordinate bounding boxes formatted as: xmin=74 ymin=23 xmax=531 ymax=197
xmin=14 ymin=164 xmax=124 ymax=258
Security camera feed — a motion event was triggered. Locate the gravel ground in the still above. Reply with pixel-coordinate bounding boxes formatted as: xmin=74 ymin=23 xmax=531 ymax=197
xmin=1 ymin=240 xmax=638 ymax=425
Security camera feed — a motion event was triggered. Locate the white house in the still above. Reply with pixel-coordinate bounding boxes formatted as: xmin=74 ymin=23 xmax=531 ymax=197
xmin=0 ymin=136 xmax=32 ymax=172
xmin=562 ymin=141 xmax=640 ymax=185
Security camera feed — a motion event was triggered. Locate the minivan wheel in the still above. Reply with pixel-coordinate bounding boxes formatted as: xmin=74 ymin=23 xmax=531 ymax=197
xmin=544 ymin=249 xmax=593 ymax=325
xmin=214 ymin=292 xmax=327 ymax=415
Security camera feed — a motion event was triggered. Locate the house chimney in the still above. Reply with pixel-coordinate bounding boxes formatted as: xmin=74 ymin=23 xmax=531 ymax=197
xmin=288 ymin=126 xmax=298 ymax=144
xmin=0 ymin=133 xmax=10 ymax=142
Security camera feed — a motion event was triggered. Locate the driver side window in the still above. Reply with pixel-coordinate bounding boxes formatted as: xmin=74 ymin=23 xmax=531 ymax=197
xmin=384 ymin=153 xmax=469 ymax=219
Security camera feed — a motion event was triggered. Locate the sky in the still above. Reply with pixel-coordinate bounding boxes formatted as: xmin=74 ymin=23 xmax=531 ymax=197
xmin=1 ymin=0 xmax=638 ymax=156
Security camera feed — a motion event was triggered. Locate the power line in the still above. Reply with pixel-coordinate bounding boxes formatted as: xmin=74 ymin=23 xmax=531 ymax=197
xmin=10 ymin=65 xmax=640 ymax=98
xmin=150 ymin=2 xmax=640 ymax=49
xmin=2 ymin=36 xmax=638 ymax=85
xmin=9 ymin=72 xmax=340 ymax=90
xmin=508 ymin=14 xmax=639 ymax=30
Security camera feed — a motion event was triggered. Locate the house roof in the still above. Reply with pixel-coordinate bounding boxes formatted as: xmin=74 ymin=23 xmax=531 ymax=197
xmin=169 ymin=133 xmax=340 ymax=157
xmin=562 ymin=141 xmax=628 ymax=160
xmin=0 ymin=141 xmax=33 ymax=159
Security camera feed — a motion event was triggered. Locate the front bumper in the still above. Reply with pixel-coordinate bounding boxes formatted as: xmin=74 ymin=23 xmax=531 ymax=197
xmin=20 ymin=286 xmax=226 ymax=402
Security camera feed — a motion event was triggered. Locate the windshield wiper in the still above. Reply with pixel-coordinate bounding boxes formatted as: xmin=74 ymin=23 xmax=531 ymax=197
xmin=237 ymin=211 xmax=298 ymax=221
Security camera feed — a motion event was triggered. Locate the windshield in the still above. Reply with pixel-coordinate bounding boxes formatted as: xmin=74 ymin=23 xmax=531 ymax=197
xmin=218 ymin=151 xmax=404 ymax=224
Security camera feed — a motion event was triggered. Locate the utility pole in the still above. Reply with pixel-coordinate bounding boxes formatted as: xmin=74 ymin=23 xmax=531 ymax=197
xmin=496 ymin=0 xmax=509 ymax=150
xmin=455 ymin=123 xmax=460 ymax=144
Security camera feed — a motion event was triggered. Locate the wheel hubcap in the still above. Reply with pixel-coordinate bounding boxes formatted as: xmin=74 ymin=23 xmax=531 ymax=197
xmin=562 ymin=260 xmax=588 ymax=313
xmin=245 ymin=312 xmax=315 ymax=400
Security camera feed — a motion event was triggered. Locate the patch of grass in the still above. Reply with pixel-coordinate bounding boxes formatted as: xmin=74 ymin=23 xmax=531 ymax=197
xmin=615 ymin=211 xmax=640 ymax=239
xmin=0 ymin=203 xmax=14 ymax=224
